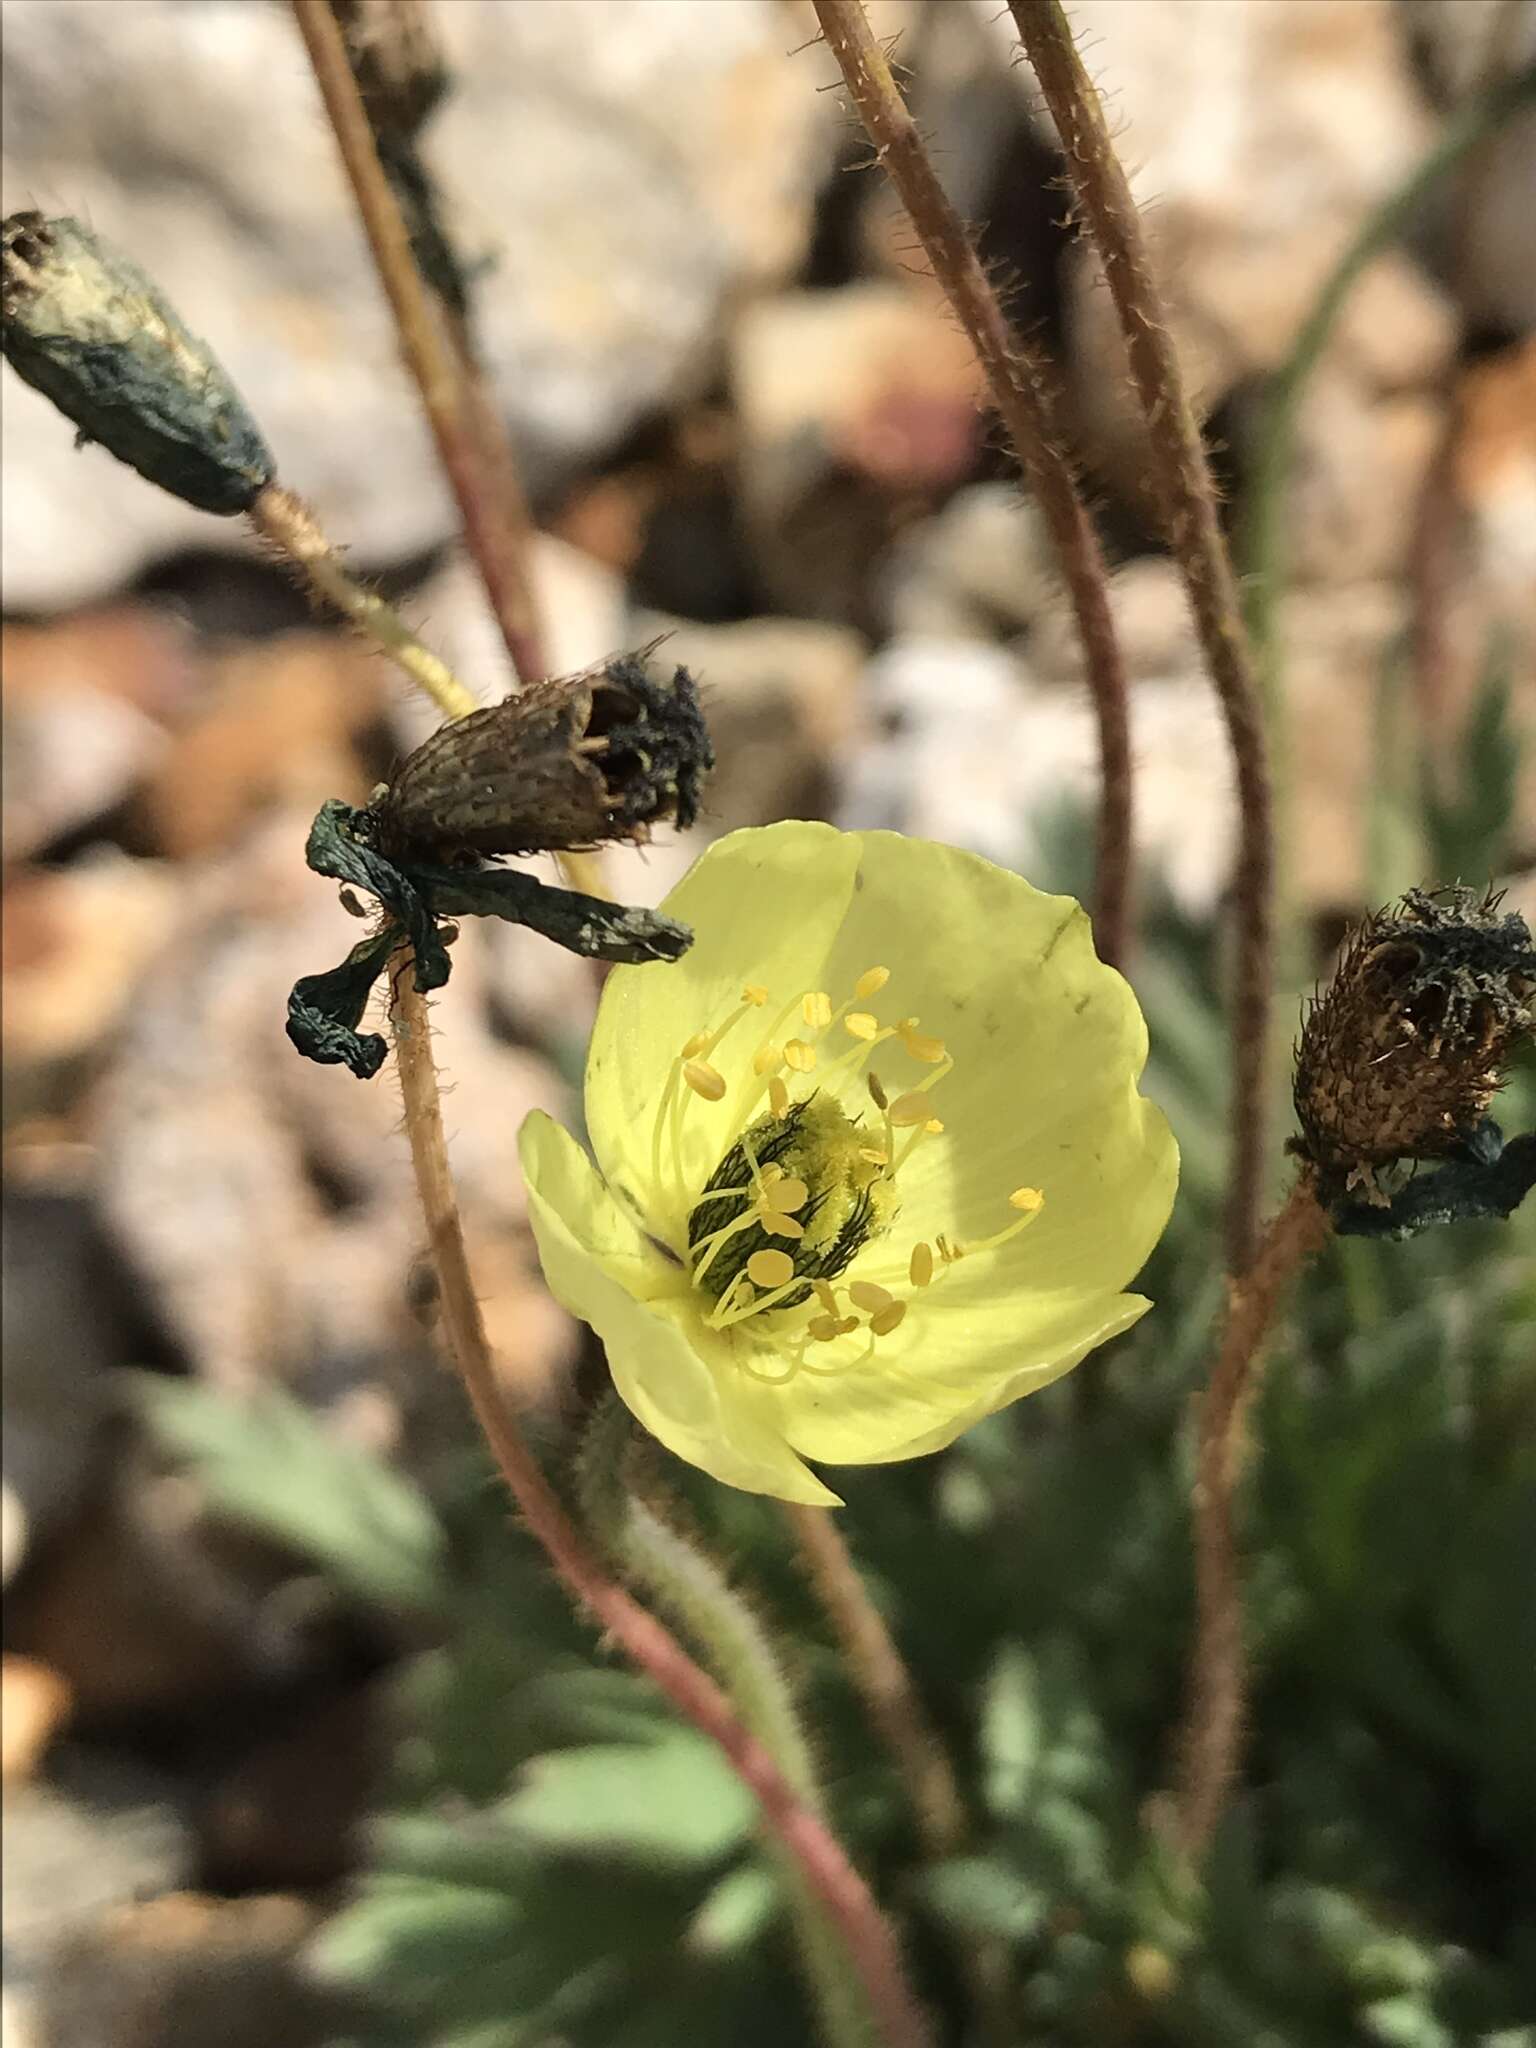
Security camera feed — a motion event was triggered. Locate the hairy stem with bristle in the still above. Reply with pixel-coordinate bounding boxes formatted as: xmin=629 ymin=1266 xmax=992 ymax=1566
xmin=811 ymin=0 xmax=1134 ymax=975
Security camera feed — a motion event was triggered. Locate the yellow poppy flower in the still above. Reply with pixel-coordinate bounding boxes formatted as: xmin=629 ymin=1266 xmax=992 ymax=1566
xmin=519 ymin=823 xmax=1178 ymax=1506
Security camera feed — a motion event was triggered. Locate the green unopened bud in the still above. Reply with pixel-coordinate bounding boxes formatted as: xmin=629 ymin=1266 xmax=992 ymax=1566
xmin=1 ymin=211 xmax=274 ymax=514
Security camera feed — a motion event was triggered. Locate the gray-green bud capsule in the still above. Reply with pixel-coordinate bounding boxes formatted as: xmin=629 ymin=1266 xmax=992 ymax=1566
xmin=1 ymin=211 xmax=274 ymax=515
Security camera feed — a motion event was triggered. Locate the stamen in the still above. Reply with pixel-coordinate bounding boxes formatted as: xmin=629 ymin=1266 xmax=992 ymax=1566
xmin=848 ymin=1280 xmax=895 ymax=1314
xmin=813 ymin=1281 xmax=841 ymax=1316
xmin=762 ymin=1175 xmax=809 ymax=1214
xmin=844 ymin=1012 xmax=880 ymax=1041
xmin=887 ymin=1092 xmax=932 ymax=1128
xmin=681 ymin=1030 xmax=711 ymax=1058
xmin=869 ymin=1301 xmax=906 ymax=1338
xmin=866 ymin=1073 xmax=889 ymax=1110
xmin=753 ymin=1043 xmax=783 ymax=1075
xmin=909 ymin=1242 xmax=934 ymax=1287
xmin=784 ymin=1039 xmax=817 ymax=1073
xmin=759 ymin=1210 xmax=806 ymax=1241
xmin=802 ymin=992 xmax=832 ymax=1029
xmin=684 ymin=1059 xmax=726 ymax=1101
xmin=768 ymin=1076 xmax=790 ymax=1118
xmin=742 ymin=984 xmax=769 ymax=1006
xmin=747 ymin=1249 xmax=795 ymax=1290
xmin=855 ymin=966 xmax=891 ymax=999
xmin=898 ymin=1021 xmax=946 ymax=1064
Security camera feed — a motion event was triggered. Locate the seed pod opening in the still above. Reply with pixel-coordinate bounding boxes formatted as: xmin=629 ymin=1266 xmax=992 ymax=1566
xmin=1294 ymin=885 xmax=1536 ymax=1195
xmin=370 ymin=642 xmax=713 ymax=860
xmin=2 ymin=212 xmax=274 ymax=515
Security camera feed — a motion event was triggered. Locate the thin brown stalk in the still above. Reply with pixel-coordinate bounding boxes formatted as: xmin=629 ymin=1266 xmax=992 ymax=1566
xmin=1174 ymin=1173 xmax=1332 ymax=1855
xmin=782 ymin=1503 xmax=966 ymax=1859
xmin=390 ymin=969 xmax=931 ymax=2048
xmin=290 ymin=0 xmax=545 ymax=688
xmin=249 ymin=482 xmax=478 ymax=719
xmin=811 ymin=0 xmax=1133 ymax=974
xmin=1010 ymin=0 xmax=1274 ymax=1275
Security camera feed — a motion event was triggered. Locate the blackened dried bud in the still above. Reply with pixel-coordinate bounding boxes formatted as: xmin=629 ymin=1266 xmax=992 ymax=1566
xmin=1 ymin=212 xmax=274 ymax=515
xmin=370 ymin=643 xmax=713 ymax=861
xmin=1294 ymin=885 xmax=1536 ymax=1195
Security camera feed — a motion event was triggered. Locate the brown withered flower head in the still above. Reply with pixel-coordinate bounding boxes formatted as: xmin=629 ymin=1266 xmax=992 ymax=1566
xmin=1294 ymin=885 xmax=1536 ymax=1201
xmin=369 ymin=639 xmax=711 ymax=863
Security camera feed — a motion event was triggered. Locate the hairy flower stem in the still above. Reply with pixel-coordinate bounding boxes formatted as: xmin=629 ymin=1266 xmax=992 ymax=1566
xmin=782 ymin=1505 xmax=965 ymax=1858
xmin=1010 ymin=0 xmax=1273 ymax=1275
xmin=290 ymin=0 xmax=544 ymax=689
xmin=390 ymin=979 xmax=930 ymax=2048
xmin=249 ymin=484 xmax=478 ymax=719
xmin=579 ymin=1401 xmax=882 ymax=2048
xmin=811 ymin=0 xmax=1133 ymax=975
xmin=1174 ymin=1172 xmax=1332 ymax=1855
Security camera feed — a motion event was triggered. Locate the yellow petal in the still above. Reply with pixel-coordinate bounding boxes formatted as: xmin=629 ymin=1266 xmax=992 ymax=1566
xmin=584 ymin=824 xmax=861 ymax=1244
xmin=771 ymin=1289 xmax=1151 ymax=1466
xmin=518 ymin=1113 xmax=840 ymax=1506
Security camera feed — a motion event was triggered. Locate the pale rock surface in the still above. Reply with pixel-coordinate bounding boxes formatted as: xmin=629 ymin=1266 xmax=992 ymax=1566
xmin=1 ymin=0 xmax=830 ymax=609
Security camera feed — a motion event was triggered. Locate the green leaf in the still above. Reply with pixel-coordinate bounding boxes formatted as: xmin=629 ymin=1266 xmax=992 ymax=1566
xmin=505 ymin=1730 xmax=757 ymax=1869
xmin=917 ymin=1856 xmax=1046 ymax=1944
xmin=130 ymin=1374 xmax=449 ymax=1614
xmin=980 ymin=1645 xmax=1041 ymax=1818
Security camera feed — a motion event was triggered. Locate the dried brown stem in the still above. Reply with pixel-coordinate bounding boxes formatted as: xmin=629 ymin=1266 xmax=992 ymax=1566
xmin=811 ymin=0 xmax=1133 ymax=974
xmin=783 ymin=1502 xmax=967 ymax=1859
xmin=249 ymin=482 xmax=478 ymax=719
xmin=1174 ymin=1173 xmax=1331 ymax=1855
xmin=290 ymin=0 xmax=545 ymax=687
xmin=1010 ymin=0 xmax=1274 ymax=1274
xmin=389 ymin=970 xmax=931 ymax=2048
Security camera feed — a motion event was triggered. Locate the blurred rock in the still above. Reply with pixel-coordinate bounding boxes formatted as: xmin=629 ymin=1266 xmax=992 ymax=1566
xmin=1288 ymin=375 xmax=1445 ymax=586
xmin=200 ymin=1682 xmax=385 ymax=1893
xmin=633 ymin=612 xmax=867 ymax=831
xmin=88 ymin=806 xmax=575 ymax=1416
xmin=1401 ymin=0 xmax=1536 ymax=334
xmin=1028 ymin=557 xmax=1198 ymax=686
xmin=139 ymin=634 xmax=389 ymax=860
xmin=0 ymin=1191 xmax=125 ymax=1586
xmin=3 ymin=1746 xmax=195 ymax=1991
xmin=1 ymin=687 xmax=167 ymax=868
xmin=1 ymin=0 xmax=830 ymax=609
xmin=731 ymin=284 xmax=985 ymax=620
xmin=839 ymin=635 xmax=1236 ymax=913
xmin=0 ymin=1658 xmax=73 ymax=1787
xmin=33 ymin=1892 xmax=357 ymax=2048
xmin=1 ymin=857 xmax=181 ymax=1116
xmin=882 ymin=483 xmax=1058 ymax=642
xmin=974 ymin=0 xmax=1439 ymax=510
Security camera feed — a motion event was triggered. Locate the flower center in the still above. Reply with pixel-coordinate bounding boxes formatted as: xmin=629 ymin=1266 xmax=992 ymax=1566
xmin=650 ymin=965 xmax=1044 ymax=1380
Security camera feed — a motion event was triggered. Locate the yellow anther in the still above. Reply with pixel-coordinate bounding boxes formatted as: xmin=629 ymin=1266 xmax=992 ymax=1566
xmin=784 ymin=1039 xmax=817 ymax=1073
xmin=807 ymin=1314 xmax=843 ymax=1343
xmin=848 ymin=1280 xmax=895 ymax=1314
xmin=899 ymin=1024 xmax=946 ymax=1064
xmin=909 ymin=1242 xmax=934 ymax=1287
xmin=759 ymin=1209 xmax=806 ymax=1241
xmin=768 ymin=1076 xmax=790 ymax=1118
xmin=870 ymin=1301 xmax=907 ymax=1338
xmin=802 ymin=992 xmax=832 ymax=1029
xmin=858 ymin=1147 xmax=889 ymax=1167
xmin=683 ymin=1059 xmax=726 ymax=1101
xmin=813 ymin=1280 xmax=840 ymax=1315
xmin=924 ymin=1118 xmax=944 ymax=1136
xmin=681 ymin=1030 xmax=711 ymax=1058
xmin=763 ymin=1175 xmax=809 ymax=1214
xmin=855 ymin=966 xmax=890 ymax=999
xmin=1009 ymin=1186 xmax=1045 ymax=1213
xmin=742 ymin=983 xmax=769 ymax=1006
xmin=753 ymin=1042 xmax=783 ymax=1075
xmin=747 ymin=1249 xmax=795 ymax=1290
xmin=866 ymin=1072 xmax=889 ymax=1110
xmin=844 ymin=1012 xmax=879 ymax=1041
xmin=887 ymin=1091 xmax=932 ymax=1127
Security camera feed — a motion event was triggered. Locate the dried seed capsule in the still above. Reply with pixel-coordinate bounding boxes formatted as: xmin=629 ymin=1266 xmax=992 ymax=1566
xmin=370 ymin=641 xmax=713 ymax=860
xmin=1 ymin=212 xmax=274 ymax=515
xmin=1294 ymin=885 xmax=1536 ymax=1194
